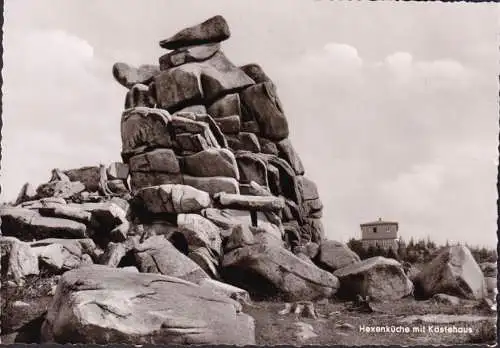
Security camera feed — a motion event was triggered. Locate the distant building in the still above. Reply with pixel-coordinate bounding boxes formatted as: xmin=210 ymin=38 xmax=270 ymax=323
xmin=360 ymin=217 xmax=400 ymax=252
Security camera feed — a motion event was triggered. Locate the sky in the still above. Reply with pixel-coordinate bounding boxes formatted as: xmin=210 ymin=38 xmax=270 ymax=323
xmin=2 ymin=0 xmax=499 ymax=247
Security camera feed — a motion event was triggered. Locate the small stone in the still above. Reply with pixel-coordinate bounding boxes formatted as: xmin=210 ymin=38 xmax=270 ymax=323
xmin=160 ymin=15 xmax=230 ymax=50
xmin=159 ymin=43 xmax=220 ymax=70
xmin=113 ymin=62 xmax=160 ymax=89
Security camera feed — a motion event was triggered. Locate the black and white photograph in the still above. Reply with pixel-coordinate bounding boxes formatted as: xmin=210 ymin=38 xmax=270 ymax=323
xmin=0 ymin=0 xmax=498 ymax=345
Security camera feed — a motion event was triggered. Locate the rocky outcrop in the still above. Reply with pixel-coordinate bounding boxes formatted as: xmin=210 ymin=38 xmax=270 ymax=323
xmin=333 ymin=256 xmax=413 ymax=302
xmin=40 ymin=265 xmax=255 ymax=345
xmin=413 ymin=245 xmax=487 ymax=300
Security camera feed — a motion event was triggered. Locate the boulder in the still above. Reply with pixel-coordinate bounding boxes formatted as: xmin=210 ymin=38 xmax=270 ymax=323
xmin=134 ymin=236 xmax=209 ymax=284
xmin=124 ymin=83 xmax=156 ymax=109
xmin=202 ymin=208 xmax=280 ymax=236
xmin=277 ymin=139 xmax=305 ymax=176
xmin=316 ymin=240 xmax=361 ymax=272
xmin=188 ymin=247 xmax=220 ymax=279
xmin=177 ymin=214 xmax=223 ymax=256
xmin=40 ymin=265 xmax=255 ymax=345
xmin=303 ymin=198 xmax=323 ymax=218
xmin=266 ymin=156 xmax=302 ymax=205
xmin=29 ymin=238 xmax=98 ymax=261
xmin=38 ymin=205 xmax=92 ymax=224
xmin=160 ymin=43 xmax=220 ymax=70
xmin=31 ymin=242 xmax=92 ymax=274
xmin=213 ymin=115 xmax=240 ymax=134
xmin=413 ymin=245 xmax=487 ymax=300
xmin=0 ymin=207 xmax=88 ymax=241
xmin=198 ymin=278 xmax=251 ymax=304
xmin=0 ymin=237 xmax=39 ymax=283
xmin=214 ymin=193 xmax=285 ymax=212
xmin=120 ymin=107 xmax=173 ymax=156
xmin=333 ymin=256 xmax=413 ymax=301
xmin=130 ymin=172 xmax=183 ymax=191
xmin=295 ymin=242 xmax=320 ymax=260
xmin=99 ymin=242 xmax=127 ymax=268
xmin=14 ymin=182 xmax=37 ymax=205
xmin=171 ymin=115 xmax=210 ymax=134
xmin=206 ymin=93 xmax=242 ymax=119
xmin=240 ymin=64 xmax=271 ymax=83
xmin=154 ymin=64 xmax=203 ymax=111
xmin=224 ymin=224 xmax=256 ymax=252
xmin=69 ymin=202 xmax=127 ymax=233
xmin=236 ymin=152 xmax=268 ymax=186
xmin=223 ymin=241 xmax=339 ymax=301
xmin=176 ymin=104 xmax=207 ymax=115
xmin=129 ymin=149 xmax=180 ymax=174
xmin=297 ymin=176 xmax=319 ymax=201
xmin=175 ymin=133 xmax=211 ymax=153
xmin=135 ymin=184 xmax=211 ymax=214
xmin=182 ymin=148 xmax=239 ymax=179
xmin=300 ymin=218 xmax=325 ymax=243
xmin=191 ymin=113 xmax=228 ymax=148
xmin=183 ymin=175 xmax=240 ymax=195
xmin=199 ymin=52 xmax=255 ymax=102
xmin=259 ymin=138 xmax=279 ymax=155
xmin=240 ymin=82 xmax=288 ymax=141
xmin=240 ymin=120 xmax=260 ymax=133
xmin=37 ymin=180 xmax=85 ymax=199
xmin=227 ymin=133 xmax=261 ymax=153
xmin=159 ymin=15 xmax=231 ymax=50
xmin=107 ymin=162 xmax=130 ymax=181
xmin=112 ymin=62 xmax=160 ymax=89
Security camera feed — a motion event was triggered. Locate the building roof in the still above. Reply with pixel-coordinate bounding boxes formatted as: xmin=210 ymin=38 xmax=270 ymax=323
xmin=360 ymin=218 xmax=398 ymax=227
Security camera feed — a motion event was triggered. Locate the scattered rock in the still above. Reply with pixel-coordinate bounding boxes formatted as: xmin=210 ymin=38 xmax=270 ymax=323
xmin=40 ymin=265 xmax=255 ymax=345
xmin=333 ymin=256 xmax=413 ymax=301
xmin=413 ymin=245 xmax=487 ymax=300
xmin=159 ymin=15 xmax=231 ymax=50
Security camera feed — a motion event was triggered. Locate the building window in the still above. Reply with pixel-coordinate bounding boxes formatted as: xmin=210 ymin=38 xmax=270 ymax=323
xmin=373 ymin=227 xmax=377 ymax=233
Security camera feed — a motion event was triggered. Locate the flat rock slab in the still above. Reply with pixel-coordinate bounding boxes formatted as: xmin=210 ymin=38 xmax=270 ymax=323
xmin=333 ymin=256 xmax=413 ymax=302
xmin=135 ymin=184 xmax=211 ymax=214
xmin=160 ymin=43 xmax=220 ymax=70
xmin=414 ymin=245 xmax=487 ymax=300
xmin=40 ymin=265 xmax=255 ymax=345
xmin=223 ymin=242 xmax=339 ymax=301
xmin=214 ymin=193 xmax=285 ymax=212
xmin=113 ymin=62 xmax=160 ymax=89
xmin=159 ymin=15 xmax=231 ymax=50
xmin=64 ymin=166 xmax=101 ymax=192
xmin=0 ymin=207 xmax=88 ymax=241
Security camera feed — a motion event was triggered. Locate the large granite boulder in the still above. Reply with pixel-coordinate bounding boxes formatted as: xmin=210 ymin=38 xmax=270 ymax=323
xmin=315 ymin=240 xmax=361 ymax=272
xmin=413 ymin=245 xmax=487 ymax=300
xmin=177 ymin=214 xmax=223 ymax=257
xmin=222 ymin=241 xmax=339 ymax=301
xmin=133 ymin=235 xmax=209 ymax=284
xmin=159 ymin=43 xmax=220 ymax=70
xmin=333 ymin=256 xmax=413 ymax=302
xmin=40 ymin=265 xmax=255 ymax=345
xmin=113 ymin=62 xmax=160 ymax=89
xmin=181 ymin=148 xmax=239 ymax=179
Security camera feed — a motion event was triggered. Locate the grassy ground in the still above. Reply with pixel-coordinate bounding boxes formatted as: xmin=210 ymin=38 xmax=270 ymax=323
xmin=1 ymin=275 xmax=497 ymax=345
xmin=244 ymin=298 xmax=497 ymax=346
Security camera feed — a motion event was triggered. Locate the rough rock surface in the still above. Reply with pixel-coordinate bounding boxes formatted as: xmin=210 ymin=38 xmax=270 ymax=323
xmin=413 ymin=245 xmax=487 ymax=300
xmin=315 ymin=240 xmax=361 ymax=272
xmin=0 ymin=237 xmax=40 ymax=283
xmin=40 ymin=265 xmax=255 ymax=345
xmin=222 ymin=241 xmax=339 ymax=301
xmin=333 ymin=256 xmax=413 ymax=301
